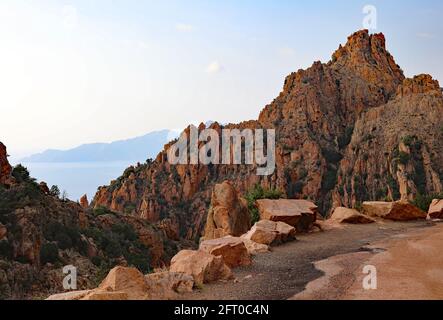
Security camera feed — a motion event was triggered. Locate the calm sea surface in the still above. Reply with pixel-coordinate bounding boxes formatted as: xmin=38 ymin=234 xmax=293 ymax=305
xmin=19 ymin=161 xmax=135 ymax=202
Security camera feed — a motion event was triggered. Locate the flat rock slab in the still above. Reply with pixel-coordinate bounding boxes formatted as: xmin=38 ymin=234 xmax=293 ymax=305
xmin=242 ymin=220 xmax=296 ymax=246
xmin=257 ymin=199 xmax=317 ymax=232
xmin=362 ymin=201 xmax=427 ymax=221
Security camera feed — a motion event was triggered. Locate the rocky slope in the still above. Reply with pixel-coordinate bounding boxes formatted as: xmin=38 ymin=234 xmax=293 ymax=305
xmin=0 ymin=143 xmax=182 ymax=299
xmin=92 ymin=30 xmax=443 ymax=244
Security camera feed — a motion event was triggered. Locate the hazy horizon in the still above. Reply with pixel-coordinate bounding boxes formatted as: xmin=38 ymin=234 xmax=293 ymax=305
xmin=1 ymin=0 xmax=442 ymax=158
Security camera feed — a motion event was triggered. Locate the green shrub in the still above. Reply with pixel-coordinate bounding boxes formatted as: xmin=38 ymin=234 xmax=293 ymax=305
xmin=12 ymin=165 xmax=34 ymax=184
xmin=40 ymin=243 xmax=59 ymax=264
xmin=49 ymin=185 xmax=60 ymax=198
xmin=245 ymin=184 xmax=283 ymax=224
xmin=93 ymin=206 xmax=114 ymax=216
xmin=322 ymin=169 xmax=338 ymax=192
xmin=338 ymin=127 xmax=354 ymax=149
xmin=0 ymin=241 xmax=12 ymax=259
xmin=412 ymin=193 xmax=443 ymax=212
xmin=387 ymin=175 xmax=400 ymax=200
xmin=398 ymin=151 xmax=410 ymax=165
xmin=321 ymin=148 xmax=342 ymax=164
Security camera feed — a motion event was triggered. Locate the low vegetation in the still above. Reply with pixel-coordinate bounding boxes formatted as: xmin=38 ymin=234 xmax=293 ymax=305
xmin=411 ymin=193 xmax=443 ymax=212
xmin=245 ymin=184 xmax=283 ymax=224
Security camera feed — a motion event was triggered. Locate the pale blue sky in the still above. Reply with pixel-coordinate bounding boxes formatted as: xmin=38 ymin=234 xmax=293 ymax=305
xmin=1 ymin=0 xmax=442 ymax=157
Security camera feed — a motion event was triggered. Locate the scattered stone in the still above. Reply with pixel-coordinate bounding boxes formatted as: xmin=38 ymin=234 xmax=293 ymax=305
xmin=145 ymin=271 xmax=194 ymax=299
xmin=199 ymin=236 xmax=252 ymax=268
xmin=241 ymin=238 xmax=270 ymax=255
xmin=242 ymin=220 xmax=296 ymax=246
xmin=428 ymin=199 xmax=443 ymax=219
xmin=170 ymin=250 xmax=234 ymax=286
xmin=362 ymin=201 xmax=427 ymax=221
xmin=46 ymin=290 xmax=92 ymax=301
xmin=95 ymin=266 xmax=148 ymax=300
xmin=256 ymin=199 xmax=317 ymax=232
xmin=330 ymin=207 xmax=375 ymax=224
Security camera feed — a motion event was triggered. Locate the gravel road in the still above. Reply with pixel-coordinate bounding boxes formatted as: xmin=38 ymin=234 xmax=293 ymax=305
xmin=184 ymin=220 xmax=433 ymax=300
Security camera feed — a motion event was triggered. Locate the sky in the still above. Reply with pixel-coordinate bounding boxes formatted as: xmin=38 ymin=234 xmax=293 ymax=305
xmin=1 ymin=0 xmax=442 ymax=158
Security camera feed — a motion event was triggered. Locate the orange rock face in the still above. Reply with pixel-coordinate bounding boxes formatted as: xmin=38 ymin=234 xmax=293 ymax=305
xmin=0 ymin=142 xmax=13 ymax=185
xmin=91 ymin=29 xmax=443 ymax=243
xmin=0 ymin=223 xmax=7 ymax=240
xmin=79 ymin=194 xmax=89 ymax=208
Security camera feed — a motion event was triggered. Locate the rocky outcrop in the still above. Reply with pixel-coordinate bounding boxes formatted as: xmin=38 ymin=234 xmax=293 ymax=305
xmin=39 ymin=182 xmax=50 ymax=195
xmin=362 ymin=201 xmax=427 ymax=221
xmin=203 ymin=181 xmax=251 ymax=240
xmin=256 ymin=199 xmax=317 ymax=232
xmin=0 ymin=142 xmax=13 ymax=186
xmin=170 ymin=250 xmax=233 ymax=286
xmin=330 ymin=207 xmax=375 ymax=224
xmin=241 ymin=220 xmax=296 ymax=246
xmin=396 ymin=74 xmax=441 ymax=97
xmin=0 ymin=146 xmax=178 ymax=300
xmin=199 ymin=236 xmax=252 ymax=268
xmin=91 ymin=30 xmax=442 ymax=242
xmin=428 ymin=199 xmax=443 ymax=219
xmin=79 ymin=194 xmax=89 ymax=208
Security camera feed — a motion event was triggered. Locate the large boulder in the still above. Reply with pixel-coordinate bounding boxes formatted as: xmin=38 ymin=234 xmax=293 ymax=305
xmin=256 ymin=199 xmax=317 ymax=232
xmin=241 ymin=220 xmax=296 ymax=246
xmin=203 ymin=181 xmax=251 ymax=240
xmin=330 ymin=207 xmax=375 ymax=224
xmin=362 ymin=201 xmax=427 ymax=221
xmin=145 ymin=271 xmax=194 ymax=299
xmin=170 ymin=250 xmax=233 ymax=286
xmin=428 ymin=199 xmax=443 ymax=219
xmin=93 ymin=266 xmax=148 ymax=300
xmin=241 ymin=238 xmax=270 ymax=255
xmin=47 ymin=268 xmax=195 ymax=301
xmin=199 ymin=236 xmax=252 ymax=268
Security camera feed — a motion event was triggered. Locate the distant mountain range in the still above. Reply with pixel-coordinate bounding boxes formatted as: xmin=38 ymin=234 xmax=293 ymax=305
xmin=21 ymin=130 xmax=176 ymax=163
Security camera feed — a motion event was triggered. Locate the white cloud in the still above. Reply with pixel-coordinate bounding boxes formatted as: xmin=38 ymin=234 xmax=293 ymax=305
xmin=176 ymin=23 xmax=194 ymax=33
xmin=417 ymin=32 xmax=435 ymax=39
xmin=62 ymin=5 xmax=78 ymax=30
xmin=205 ymin=61 xmax=223 ymax=74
